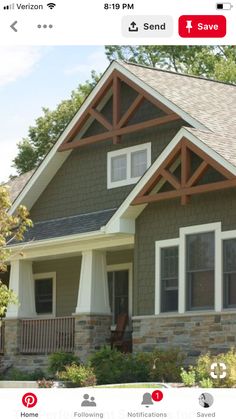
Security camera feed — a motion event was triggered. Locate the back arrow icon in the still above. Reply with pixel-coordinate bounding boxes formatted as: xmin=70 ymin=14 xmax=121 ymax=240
xmin=10 ymin=21 xmax=18 ymax=32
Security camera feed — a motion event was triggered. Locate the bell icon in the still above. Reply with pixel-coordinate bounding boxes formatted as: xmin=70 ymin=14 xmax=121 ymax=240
xmin=141 ymin=392 xmax=153 ymax=407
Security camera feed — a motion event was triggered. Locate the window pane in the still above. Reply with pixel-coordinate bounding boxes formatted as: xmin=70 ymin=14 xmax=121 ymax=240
xmin=111 ymin=155 xmax=127 ymax=182
xmin=187 ymin=232 xmax=214 ymax=271
xmin=161 ymin=247 xmax=178 ymax=280
xmin=107 ymin=270 xmax=129 ymax=324
xmin=160 ymin=247 xmax=178 ymax=312
xmin=186 ymin=232 xmax=215 ymax=310
xmin=223 ymin=239 xmax=236 ymax=308
xmin=188 ymin=271 xmax=214 ymax=309
xmin=131 ymin=150 xmax=147 ymax=178
xmin=35 ymin=278 xmax=53 ymax=314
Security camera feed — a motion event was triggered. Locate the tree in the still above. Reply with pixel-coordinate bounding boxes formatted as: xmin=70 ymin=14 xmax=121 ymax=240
xmin=105 ymin=46 xmax=236 ymax=82
xmin=0 ymin=186 xmax=32 ymax=315
xmin=13 ymin=71 xmax=100 ymax=175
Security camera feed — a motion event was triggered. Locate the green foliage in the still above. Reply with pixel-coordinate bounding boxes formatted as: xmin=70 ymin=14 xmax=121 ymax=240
xmin=105 ymin=46 xmax=236 ymax=82
xmin=89 ymin=346 xmax=126 ymax=384
xmin=3 ymin=367 xmax=45 ymax=381
xmin=48 ymin=352 xmax=80 ymax=376
xmin=180 ymin=366 xmax=196 ymax=387
xmin=57 ymin=364 xmax=96 ymax=387
xmin=199 ymin=378 xmax=214 ymax=388
xmin=180 ymin=349 xmax=236 ymax=388
xmin=0 ymin=186 xmax=32 ymax=273
xmin=149 ymin=348 xmax=184 ymax=382
xmin=13 ymin=71 xmax=101 ymax=175
xmin=89 ymin=346 xmax=183 ymax=385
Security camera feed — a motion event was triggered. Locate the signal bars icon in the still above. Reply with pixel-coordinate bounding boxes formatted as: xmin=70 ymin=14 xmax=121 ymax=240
xmin=3 ymin=3 xmax=14 ymax=9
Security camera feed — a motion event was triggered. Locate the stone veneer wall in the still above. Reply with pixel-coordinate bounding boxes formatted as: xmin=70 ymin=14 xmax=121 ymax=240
xmin=132 ymin=312 xmax=236 ymax=362
xmin=3 ymin=319 xmax=49 ymax=373
xmin=74 ymin=314 xmax=112 ymax=362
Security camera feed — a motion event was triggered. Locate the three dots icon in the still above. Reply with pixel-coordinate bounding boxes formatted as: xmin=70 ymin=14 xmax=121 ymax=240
xmin=37 ymin=24 xmax=53 ymax=29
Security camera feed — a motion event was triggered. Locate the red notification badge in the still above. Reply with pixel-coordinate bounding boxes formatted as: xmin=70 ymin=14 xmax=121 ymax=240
xmin=152 ymin=390 xmax=164 ymax=402
xmin=179 ymin=15 xmax=226 ymax=38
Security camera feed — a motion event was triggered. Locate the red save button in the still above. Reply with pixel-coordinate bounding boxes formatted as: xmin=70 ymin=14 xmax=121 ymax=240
xmin=179 ymin=15 xmax=226 ymax=38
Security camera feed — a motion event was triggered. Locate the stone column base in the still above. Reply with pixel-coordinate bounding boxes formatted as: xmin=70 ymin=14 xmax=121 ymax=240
xmin=1 ymin=319 xmax=20 ymax=368
xmin=74 ymin=314 xmax=112 ymax=362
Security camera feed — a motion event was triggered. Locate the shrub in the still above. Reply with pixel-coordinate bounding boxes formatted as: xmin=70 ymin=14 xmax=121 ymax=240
xmin=57 ymin=364 xmax=96 ymax=387
xmin=180 ymin=349 xmax=236 ymax=388
xmin=89 ymin=346 xmax=126 ymax=384
xmin=48 ymin=352 xmax=80 ymax=376
xmin=89 ymin=346 xmax=184 ymax=385
xmin=149 ymin=348 xmax=184 ymax=382
xmin=196 ymin=349 xmax=236 ymax=388
xmin=180 ymin=366 xmax=196 ymax=387
xmin=4 ymin=368 xmax=32 ymax=381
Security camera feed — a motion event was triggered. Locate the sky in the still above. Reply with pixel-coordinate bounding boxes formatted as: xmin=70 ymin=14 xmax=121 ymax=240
xmin=0 ymin=46 xmax=109 ymax=183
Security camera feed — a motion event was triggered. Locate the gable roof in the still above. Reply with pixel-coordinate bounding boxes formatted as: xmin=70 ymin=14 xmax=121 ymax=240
xmin=121 ymin=61 xmax=236 ymax=135
xmin=8 ymin=61 xmax=236 ymax=241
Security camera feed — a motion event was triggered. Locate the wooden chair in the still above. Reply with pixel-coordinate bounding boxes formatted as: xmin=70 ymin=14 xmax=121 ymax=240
xmin=110 ymin=313 xmax=132 ymax=352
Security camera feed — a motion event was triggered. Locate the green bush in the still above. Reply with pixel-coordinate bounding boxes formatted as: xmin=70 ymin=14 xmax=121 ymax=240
xmin=180 ymin=349 xmax=236 ymax=388
xmin=149 ymin=348 xmax=184 ymax=382
xmin=48 ymin=352 xmax=80 ymax=376
xmin=195 ymin=349 xmax=236 ymax=388
xmin=89 ymin=346 xmax=126 ymax=384
xmin=58 ymin=364 xmax=96 ymax=387
xmin=89 ymin=346 xmax=183 ymax=385
xmin=180 ymin=366 xmax=196 ymax=387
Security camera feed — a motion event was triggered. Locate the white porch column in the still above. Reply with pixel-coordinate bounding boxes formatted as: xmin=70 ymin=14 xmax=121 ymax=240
xmin=75 ymin=250 xmax=110 ymax=314
xmin=6 ymin=260 xmax=36 ymax=318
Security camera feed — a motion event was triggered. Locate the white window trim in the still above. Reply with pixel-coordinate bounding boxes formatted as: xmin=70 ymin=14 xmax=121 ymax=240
xmin=33 ymin=272 xmax=56 ymax=317
xmin=107 ymin=263 xmax=133 ymax=328
xmin=155 ymin=222 xmax=223 ymax=315
xmin=155 ymin=238 xmax=179 ymax=315
xmin=107 ymin=142 xmax=151 ymax=189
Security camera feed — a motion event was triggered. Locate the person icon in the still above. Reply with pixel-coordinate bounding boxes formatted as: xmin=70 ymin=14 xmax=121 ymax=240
xmin=198 ymin=393 xmax=214 ymax=408
xmin=81 ymin=394 xmax=91 ymax=407
xmin=90 ymin=397 xmax=96 ymax=407
xmin=81 ymin=394 xmax=97 ymax=407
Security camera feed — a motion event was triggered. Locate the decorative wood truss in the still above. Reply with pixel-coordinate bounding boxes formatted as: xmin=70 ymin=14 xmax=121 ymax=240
xmin=132 ymin=138 xmax=236 ymax=206
xmin=59 ymin=70 xmax=181 ymax=151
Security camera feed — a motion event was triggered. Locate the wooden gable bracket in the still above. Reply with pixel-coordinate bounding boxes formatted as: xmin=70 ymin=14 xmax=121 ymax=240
xmin=132 ymin=138 xmax=236 ymax=206
xmin=59 ymin=69 xmax=180 ymax=152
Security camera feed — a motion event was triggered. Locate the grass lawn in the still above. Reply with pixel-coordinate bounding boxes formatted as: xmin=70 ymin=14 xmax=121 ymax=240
xmin=97 ymin=383 xmax=169 ymax=388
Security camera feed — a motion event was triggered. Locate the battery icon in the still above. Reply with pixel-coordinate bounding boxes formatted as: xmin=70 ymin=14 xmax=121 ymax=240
xmin=216 ymin=2 xmax=233 ymax=9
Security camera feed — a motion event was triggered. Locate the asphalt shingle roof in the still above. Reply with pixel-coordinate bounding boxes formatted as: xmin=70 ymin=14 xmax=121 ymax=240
xmin=121 ymin=61 xmax=236 ymax=136
xmin=4 ymin=170 xmax=34 ymax=203
xmin=21 ymin=208 xmax=117 ymax=242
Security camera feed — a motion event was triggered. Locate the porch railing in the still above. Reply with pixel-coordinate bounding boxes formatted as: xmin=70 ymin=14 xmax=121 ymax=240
xmin=0 ymin=322 xmax=4 ymax=354
xmin=20 ymin=317 xmax=75 ymax=354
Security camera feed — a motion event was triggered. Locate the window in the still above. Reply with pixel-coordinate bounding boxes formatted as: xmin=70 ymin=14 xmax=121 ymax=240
xmin=186 ymin=232 xmax=214 ymax=310
xmin=155 ymin=223 xmax=221 ymax=315
xmin=223 ymin=239 xmax=236 ymax=308
xmin=108 ymin=270 xmax=129 ymax=324
xmin=34 ymin=273 xmax=56 ymax=316
xmin=160 ymin=246 xmax=178 ymax=312
xmin=107 ymin=143 xmax=151 ymax=188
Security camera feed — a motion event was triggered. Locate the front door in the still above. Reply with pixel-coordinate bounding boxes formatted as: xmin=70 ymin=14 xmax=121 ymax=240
xmin=108 ymin=270 xmax=129 ymax=325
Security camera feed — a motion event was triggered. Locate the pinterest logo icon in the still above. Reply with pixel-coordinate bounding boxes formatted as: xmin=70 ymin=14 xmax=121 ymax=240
xmin=22 ymin=393 xmax=38 ymax=408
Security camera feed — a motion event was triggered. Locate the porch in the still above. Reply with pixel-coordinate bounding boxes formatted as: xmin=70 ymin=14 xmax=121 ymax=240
xmin=1 ymin=241 xmax=133 ymax=368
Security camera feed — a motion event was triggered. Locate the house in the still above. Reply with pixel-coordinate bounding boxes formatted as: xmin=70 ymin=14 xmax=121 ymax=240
xmin=1 ymin=60 xmax=236 ymax=371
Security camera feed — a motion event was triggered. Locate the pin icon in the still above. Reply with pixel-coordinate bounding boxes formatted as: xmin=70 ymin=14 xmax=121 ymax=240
xmin=22 ymin=393 xmax=38 ymax=408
